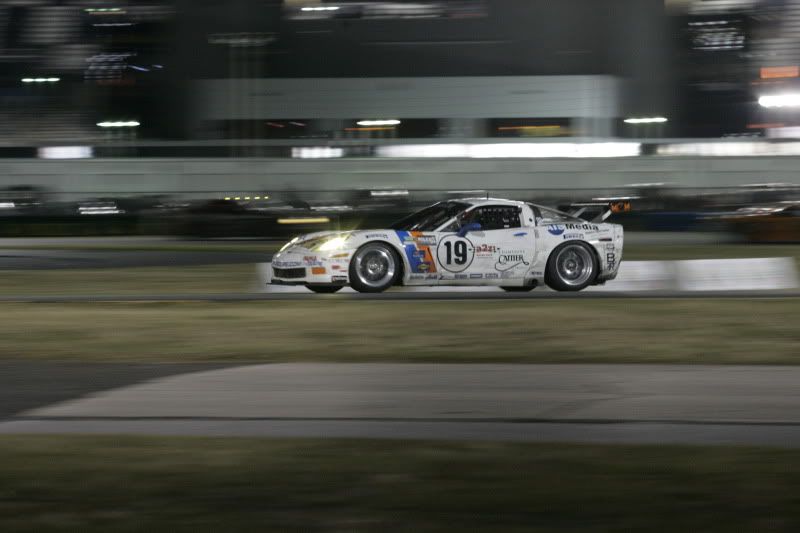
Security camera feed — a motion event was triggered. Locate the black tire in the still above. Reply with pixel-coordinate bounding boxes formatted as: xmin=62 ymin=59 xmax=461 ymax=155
xmin=348 ymin=242 xmax=400 ymax=293
xmin=545 ymin=241 xmax=598 ymax=292
xmin=306 ymin=285 xmax=343 ymax=294
xmin=500 ymin=286 xmax=535 ymax=292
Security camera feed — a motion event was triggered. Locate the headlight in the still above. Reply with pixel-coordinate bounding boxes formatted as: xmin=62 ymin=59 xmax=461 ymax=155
xmin=279 ymin=237 xmax=299 ymax=252
xmin=318 ymin=236 xmax=347 ymax=251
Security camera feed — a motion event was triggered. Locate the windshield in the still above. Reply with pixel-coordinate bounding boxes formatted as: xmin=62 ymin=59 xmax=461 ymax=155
xmin=390 ymin=201 xmax=469 ymax=231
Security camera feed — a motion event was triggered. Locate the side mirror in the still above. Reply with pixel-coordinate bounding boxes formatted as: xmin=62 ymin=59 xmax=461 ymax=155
xmin=458 ymin=222 xmax=482 ymax=237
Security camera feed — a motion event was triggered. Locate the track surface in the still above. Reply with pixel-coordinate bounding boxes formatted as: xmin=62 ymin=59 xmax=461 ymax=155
xmin=0 ymin=249 xmax=269 ymax=269
xmin=5 ymin=363 xmax=800 ymax=446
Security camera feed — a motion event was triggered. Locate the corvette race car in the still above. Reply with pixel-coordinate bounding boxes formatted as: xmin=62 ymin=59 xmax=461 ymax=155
xmin=271 ymin=198 xmax=627 ymax=293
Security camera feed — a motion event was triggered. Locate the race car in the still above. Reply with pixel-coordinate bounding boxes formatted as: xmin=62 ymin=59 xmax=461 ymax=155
xmin=271 ymin=198 xmax=627 ymax=293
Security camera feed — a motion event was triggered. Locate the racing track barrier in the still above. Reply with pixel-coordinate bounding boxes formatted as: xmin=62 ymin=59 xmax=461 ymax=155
xmin=255 ymin=258 xmax=800 ymax=293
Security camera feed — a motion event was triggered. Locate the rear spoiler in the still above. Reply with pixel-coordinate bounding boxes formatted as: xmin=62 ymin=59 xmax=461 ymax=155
xmin=567 ymin=198 xmax=633 ymax=222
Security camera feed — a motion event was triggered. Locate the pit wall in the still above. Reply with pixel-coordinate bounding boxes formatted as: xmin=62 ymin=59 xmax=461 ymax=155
xmin=0 ymin=156 xmax=798 ymax=200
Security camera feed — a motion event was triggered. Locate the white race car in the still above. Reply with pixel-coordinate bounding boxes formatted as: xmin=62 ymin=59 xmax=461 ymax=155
xmin=271 ymin=198 xmax=627 ymax=293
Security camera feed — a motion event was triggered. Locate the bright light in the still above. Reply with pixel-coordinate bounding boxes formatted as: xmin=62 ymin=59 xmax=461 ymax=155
xmin=657 ymin=142 xmax=800 ymax=156
xmin=301 ymin=6 xmax=340 ymax=11
xmin=277 ymin=217 xmax=331 ymax=225
xmin=376 ymin=143 xmax=641 ymax=159
xmin=370 ymin=190 xmax=409 ymax=197
xmin=624 ymin=117 xmax=668 ymax=124
xmin=21 ymin=77 xmax=59 ymax=83
xmin=357 ymin=119 xmax=401 ymax=126
xmin=318 ymin=236 xmax=347 ymax=251
xmin=38 ymin=146 xmax=93 ymax=159
xmin=759 ymin=94 xmax=800 ymax=108
xmin=97 ymin=121 xmax=140 ymax=128
xmin=291 ymin=147 xmax=344 ymax=159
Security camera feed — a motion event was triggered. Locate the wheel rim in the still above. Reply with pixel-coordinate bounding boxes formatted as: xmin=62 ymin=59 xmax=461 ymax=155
xmin=555 ymin=245 xmax=594 ymax=287
xmin=353 ymin=245 xmax=396 ymax=288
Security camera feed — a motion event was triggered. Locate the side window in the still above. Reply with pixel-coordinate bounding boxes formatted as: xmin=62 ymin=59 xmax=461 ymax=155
xmin=537 ymin=207 xmax=582 ymax=225
xmin=465 ymin=206 xmax=521 ymax=230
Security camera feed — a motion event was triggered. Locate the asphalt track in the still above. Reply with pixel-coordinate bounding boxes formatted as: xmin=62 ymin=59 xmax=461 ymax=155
xmin=0 ymin=249 xmax=268 ymax=269
xmin=4 ymin=363 xmax=800 ymax=447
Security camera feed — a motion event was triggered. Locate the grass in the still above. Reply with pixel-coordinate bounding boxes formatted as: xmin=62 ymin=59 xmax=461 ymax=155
xmin=0 ymin=299 xmax=798 ymax=363
xmin=1 ymin=436 xmax=800 ymax=532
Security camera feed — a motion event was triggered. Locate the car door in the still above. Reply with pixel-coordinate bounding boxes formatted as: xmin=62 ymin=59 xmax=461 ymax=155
xmin=435 ymin=205 xmax=536 ymax=284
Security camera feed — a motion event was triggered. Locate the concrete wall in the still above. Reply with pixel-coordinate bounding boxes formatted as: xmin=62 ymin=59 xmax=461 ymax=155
xmin=1 ymin=156 xmax=798 ymax=200
xmin=195 ymin=76 xmax=622 ymax=120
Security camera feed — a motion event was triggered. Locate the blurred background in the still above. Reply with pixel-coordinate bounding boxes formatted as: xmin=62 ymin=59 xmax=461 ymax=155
xmin=4 ymin=4 xmax=800 ymax=531
xmin=0 ymin=0 xmax=798 ymax=242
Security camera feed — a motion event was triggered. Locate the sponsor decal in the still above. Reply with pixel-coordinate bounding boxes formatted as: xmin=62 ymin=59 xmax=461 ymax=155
xmin=485 ymin=273 xmax=499 ymax=279
xmin=565 ymin=223 xmax=599 ymax=231
xmin=273 ymin=260 xmax=302 ymax=268
xmin=365 ymin=233 xmax=389 ymax=239
xmin=304 ymin=255 xmax=323 ymax=266
xmin=436 ymin=235 xmax=476 ymax=273
xmin=500 ymin=271 xmax=515 ymax=279
xmin=409 ymin=274 xmax=425 ymax=280
xmin=395 ymin=230 xmax=439 ymax=274
xmin=495 ymin=250 xmax=530 ymax=272
xmin=605 ymin=243 xmax=615 ymax=251
xmin=331 ymin=264 xmax=341 ymax=270
xmin=469 ymin=273 xmax=483 ymax=279
xmin=563 ymin=233 xmax=583 ymax=240
xmin=425 ymin=273 xmax=439 ymax=280
xmin=311 ymin=266 xmax=326 ymax=275
xmin=513 ymin=232 xmax=528 ymax=237
xmin=531 ymin=271 xmax=544 ymax=276
xmin=331 ymin=275 xmax=348 ymax=282
xmin=606 ymin=252 xmax=617 ymax=270
xmin=550 ymin=223 xmax=599 ymax=234
xmin=331 ymin=252 xmax=350 ymax=259
xmin=455 ymin=274 xmax=469 ymax=279
xmin=400 ymin=233 xmax=436 ymax=246
xmin=474 ymin=243 xmax=497 ymax=256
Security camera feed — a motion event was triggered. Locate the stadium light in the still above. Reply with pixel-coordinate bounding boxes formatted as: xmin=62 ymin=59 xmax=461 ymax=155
xmin=623 ymin=117 xmax=668 ymax=124
xmin=758 ymin=94 xmax=800 ymax=108
xmin=357 ymin=119 xmax=401 ymax=126
xmin=97 ymin=121 xmax=140 ymax=128
xmin=21 ymin=77 xmax=60 ymax=83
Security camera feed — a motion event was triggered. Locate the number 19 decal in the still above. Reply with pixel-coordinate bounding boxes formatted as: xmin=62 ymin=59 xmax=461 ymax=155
xmin=436 ymin=235 xmax=475 ymax=273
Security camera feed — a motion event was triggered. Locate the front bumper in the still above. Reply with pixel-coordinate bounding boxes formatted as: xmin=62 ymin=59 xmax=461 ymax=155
xmin=271 ymin=248 xmax=351 ymax=285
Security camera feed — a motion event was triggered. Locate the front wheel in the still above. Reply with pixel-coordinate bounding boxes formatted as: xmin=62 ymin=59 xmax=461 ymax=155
xmin=545 ymin=242 xmax=597 ymax=292
xmin=306 ymin=285 xmax=343 ymax=294
xmin=349 ymin=242 xmax=400 ymax=293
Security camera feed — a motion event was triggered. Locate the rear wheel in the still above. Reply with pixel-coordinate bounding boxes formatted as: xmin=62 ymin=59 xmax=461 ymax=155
xmin=306 ymin=285 xmax=343 ymax=294
xmin=349 ymin=242 xmax=400 ymax=293
xmin=546 ymin=242 xmax=597 ymax=292
xmin=500 ymin=286 xmax=534 ymax=292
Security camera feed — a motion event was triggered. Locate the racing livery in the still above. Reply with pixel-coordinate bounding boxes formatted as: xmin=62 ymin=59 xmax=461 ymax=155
xmin=271 ymin=198 xmax=626 ymax=293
